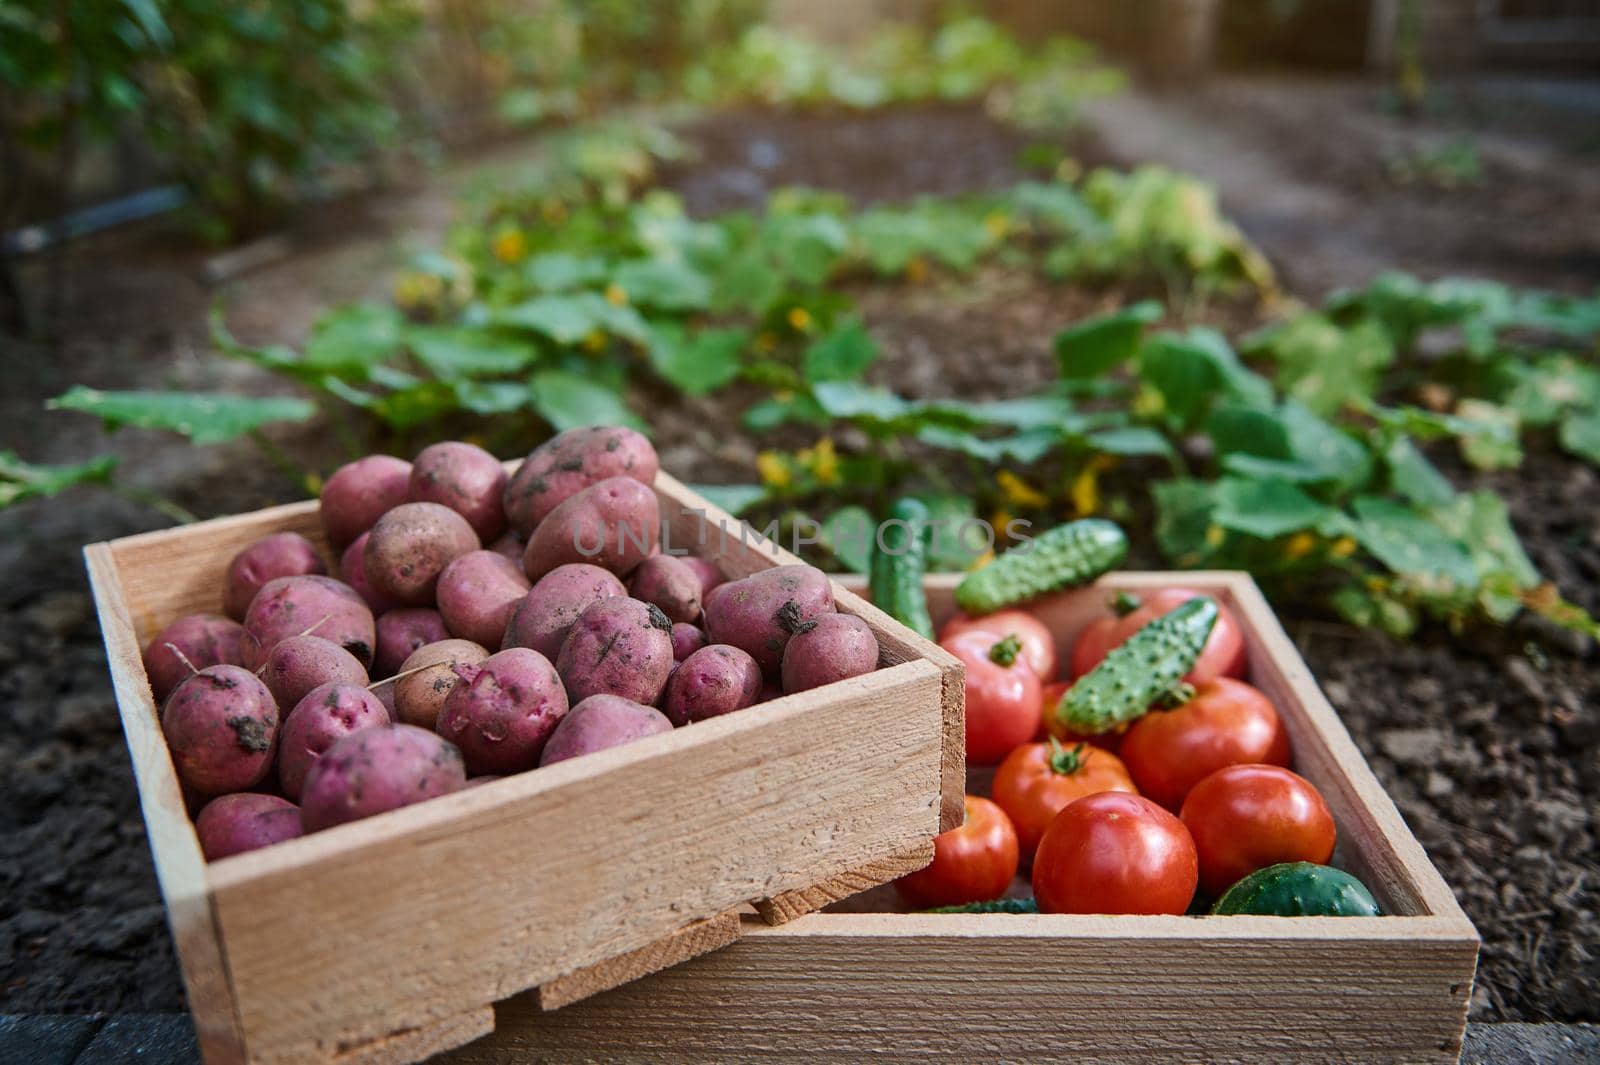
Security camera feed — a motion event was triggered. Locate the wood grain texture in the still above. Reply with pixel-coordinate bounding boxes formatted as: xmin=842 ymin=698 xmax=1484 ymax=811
xmin=754 ymin=840 xmax=935 ymax=925
xmin=330 ymin=1006 xmax=494 ymax=1065
xmin=535 ymin=911 xmax=742 ymax=1011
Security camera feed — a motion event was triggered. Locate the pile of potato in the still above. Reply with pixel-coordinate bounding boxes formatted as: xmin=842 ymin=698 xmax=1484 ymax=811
xmin=142 ymin=427 xmax=882 ymax=861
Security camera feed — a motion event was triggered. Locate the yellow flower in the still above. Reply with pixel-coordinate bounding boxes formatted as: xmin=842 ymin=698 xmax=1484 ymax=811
xmin=582 ymin=328 xmax=607 ymax=354
xmin=1067 ymin=454 xmax=1117 ymax=518
xmin=803 ymin=437 xmax=840 ymax=485
xmin=1283 ymin=531 xmax=1317 ymax=560
xmin=969 ymin=548 xmax=996 ymax=572
xmin=786 ymin=306 xmax=813 ymax=333
xmin=983 ymin=211 xmax=1010 ymax=240
xmin=755 ymin=331 xmax=778 ymax=354
xmin=774 ymin=388 xmax=794 ymax=403
xmin=1330 ymin=536 xmax=1358 ymax=559
xmin=1131 ymin=384 xmax=1165 ymax=419
xmin=491 ymin=227 xmax=527 ymax=265
xmin=605 ymin=283 xmax=628 ymax=307
xmin=392 ymin=271 xmax=442 ymax=312
xmin=904 ymin=256 xmax=930 ymax=284
xmin=996 ymin=470 xmax=1048 ymax=510
xmin=1204 ymin=524 xmax=1226 ymax=548
xmin=756 ymin=451 xmax=791 ymax=490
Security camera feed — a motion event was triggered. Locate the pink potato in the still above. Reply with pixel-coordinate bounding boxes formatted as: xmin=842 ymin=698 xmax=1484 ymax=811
xmin=320 ymin=454 xmax=412 ymax=547
xmin=522 ymin=477 xmax=659 ymax=583
xmin=363 ymin=501 xmax=481 ymax=606
xmin=671 ymin=622 xmax=707 ymax=662
xmin=277 ymin=682 xmax=391 ymax=801
xmin=780 ymin=613 xmax=880 ymax=694
xmin=501 ymin=563 xmax=627 ymax=660
xmin=680 ymin=556 xmax=726 ymax=598
xmin=143 ymin=614 xmax=246 ymax=703
xmin=436 ymin=550 xmax=531 ymax=648
xmin=373 ymin=607 xmax=449 ymax=678
xmin=242 ymin=574 xmax=376 ymax=671
xmin=162 ymin=665 xmax=279 ymax=796
xmin=556 ymin=598 xmax=675 ymax=706
xmin=409 ymin=441 xmax=509 ymax=542
xmin=661 ymin=645 xmax=763 ymax=726
xmin=392 ymin=638 xmax=489 ymax=729
xmin=628 ymin=555 xmax=702 ymax=624
xmin=436 ymin=648 xmax=568 ymax=775
xmin=223 ymin=532 xmax=328 ymax=620
xmin=503 ymin=425 xmax=658 ymax=538
xmin=299 ymin=725 xmax=466 ymax=832
xmin=258 ymin=634 xmax=368 ymax=711
xmin=340 ymin=532 xmax=400 ymax=614
xmin=703 ymin=564 xmax=835 ymax=676
xmin=540 ymin=695 xmax=673 ymax=767
xmin=195 ymin=793 xmax=303 ymax=861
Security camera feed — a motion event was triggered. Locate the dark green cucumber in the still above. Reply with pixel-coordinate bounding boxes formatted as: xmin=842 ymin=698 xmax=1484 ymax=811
xmin=1055 ymin=596 xmax=1218 ymax=735
xmin=1211 ymin=862 xmax=1381 ymax=917
xmin=955 ymin=519 xmax=1128 ymax=615
xmin=922 ymin=897 xmax=1039 ymax=914
xmin=870 ymin=497 xmax=935 ymax=639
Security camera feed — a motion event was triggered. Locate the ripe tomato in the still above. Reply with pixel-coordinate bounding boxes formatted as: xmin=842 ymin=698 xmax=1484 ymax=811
xmin=1180 ymin=764 xmax=1336 ymax=896
xmin=1069 ymin=588 xmax=1247 ymax=685
xmin=1119 ymin=678 xmax=1291 ymax=810
xmin=1037 ymin=680 xmax=1122 ymax=751
xmin=895 ymin=795 xmax=1020 ymax=909
xmin=1033 ymin=792 xmax=1197 ymax=915
xmin=942 ymin=629 xmax=1041 ymax=765
xmin=939 ymin=610 xmax=1057 ymax=681
xmin=992 ymin=739 xmax=1138 ymax=857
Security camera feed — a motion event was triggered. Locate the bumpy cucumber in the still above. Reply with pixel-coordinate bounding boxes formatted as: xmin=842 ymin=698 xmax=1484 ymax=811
xmin=923 ymin=897 xmax=1039 ymax=914
xmin=870 ymin=497 xmax=935 ymax=640
xmin=1055 ymin=596 xmax=1218 ymax=735
xmin=1211 ymin=862 xmax=1381 ymax=917
xmin=955 ymin=519 xmax=1128 ymax=615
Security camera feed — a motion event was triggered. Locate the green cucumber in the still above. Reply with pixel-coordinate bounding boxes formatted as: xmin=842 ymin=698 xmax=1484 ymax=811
xmin=870 ymin=497 xmax=935 ymax=639
xmin=1055 ymin=596 xmax=1218 ymax=735
xmin=955 ymin=519 xmax=1127 ymax=615
xmin=1211 ymin=862 xmax=1382 ymax=917
xmin=922 ymin=897 xmax=1039 ymax=914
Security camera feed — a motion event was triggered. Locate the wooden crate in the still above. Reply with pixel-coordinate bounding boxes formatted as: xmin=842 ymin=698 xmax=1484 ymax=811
xmin=83 ymin=473 xmax=964 ymax=1065
xmin=440 ymin=572 xmax=1480 ymax=1065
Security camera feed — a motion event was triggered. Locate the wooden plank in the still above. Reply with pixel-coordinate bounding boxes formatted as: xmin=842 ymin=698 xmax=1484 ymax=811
xmin=754 ymin=840 xmax=935 ymax=925
xmin=331 ymin=1006 xmax=493 ymax=1065
xmin=84 ymin=544 xmax=248 ymax=1065
xmin=535 ymin=911 xmax=742 ymax=1011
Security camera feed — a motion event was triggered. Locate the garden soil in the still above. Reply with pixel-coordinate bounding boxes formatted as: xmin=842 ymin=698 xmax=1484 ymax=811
xmin=2 ymin=90 xmax=1596 ymax=1024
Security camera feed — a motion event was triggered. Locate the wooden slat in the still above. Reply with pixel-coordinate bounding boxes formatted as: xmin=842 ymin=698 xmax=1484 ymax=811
xmin=331 ymin=1006 xmax=494 ymax=1065
xmin=535 ymin=911 xmax=743 ymax=1011
xmin=754 ymin=840 xmax=935 ymax=925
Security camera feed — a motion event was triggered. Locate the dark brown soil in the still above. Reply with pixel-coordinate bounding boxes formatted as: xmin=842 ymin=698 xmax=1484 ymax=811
xmin=3 ymin=91 xmax=1597 ymax=1026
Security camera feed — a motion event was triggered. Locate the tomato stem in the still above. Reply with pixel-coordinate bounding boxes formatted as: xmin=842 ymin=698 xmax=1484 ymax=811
xmin=1047 ymin=737 xmax=1087 ymax=776
xmin=1154 ymin=681 xmax=1197 ymax=710
xmin=1111 ymin=590 xmax=1142 ymax=617
xmin=988 ymin=633 xmax=1022 ymax=667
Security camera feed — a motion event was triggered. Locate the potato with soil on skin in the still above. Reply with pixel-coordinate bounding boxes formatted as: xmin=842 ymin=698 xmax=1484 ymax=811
xmin=781 ymin=613 xmax=880 ymax=694
xmin=556 ymin=597 xmax=675 ymax=706
xmin=680 ymin=556 xmax=726 ymax=599
xmin=436 ymin=550 xmax=531 ymax=649
xmin=435 ymin=648 xmax=568 ymax=775
xmin=501 ymin=563 xmax=627 ymax=659
xmin=299 ymin=724 xmax=466 ymax=832
xmin=522 ymin=476 xmax=660 ymax=583
xmin=503 ymin=425 xmax=658 ymax=538
xmin=408 ymin=441 xmax=509 ymax=542
xmin=363 ymin=501 xmax=480 ymax=606
xmin=143 ymin=614 xmax=246 ymax=703
xmin=392 ymin=638 xmax=489 ymax=729
xmin=704 ymin=564 xmax=836 ymax=676
xmin=320 ymin=454 xmax=412 ymax=547
xmin=258 ymin=634 xmax=368 ymax=711
xmin=223 ymin=532 xmax=328 ymax=620
xmin=242 ymin=575 xmax=376 ymax=671
xmin=162 ymin=665 xmax=279 ymax=796
xmin=661 ymin=644 xmax=763 ymax=726
xmin=340 ymin=532 xmax=400 ymax=614
xmin=541 ymin=694 xmax=673 ymax=766
xmin=373 ymin=607 xmax=449 ymax=678
xmin=671 ymin=622 xmax=707 ymax=662
xmin=195 ymin=793 xmax=303 ymax=861
xmin=277 ymin=682 xmax=391 ymax=801
xmin=628 ymin=554 xmax=702 ymax=625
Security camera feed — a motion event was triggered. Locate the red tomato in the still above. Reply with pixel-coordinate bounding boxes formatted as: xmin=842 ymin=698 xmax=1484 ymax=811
xmin=1180 ymin=764 xmax=1336 ymax=896
xmin=992 ymin=740 xmax=1138 ymax=857
xmin=1032 ymin=792 xmax=1198 ymax=915
xmin=1119 ymin=678 xmax=1291 ymax=809
xmin=895 ymin=795 xmax=1020 ymax=909
xmin=939 ymin=610 xmax=1057 ymax=681
xmin=1037 ymin=680 xmax=1122 ymax=751
xmin=942 ymin=629 xmax=1041 ymax=765
xmin=1069 ymin=588 xmax=1247 ymax=685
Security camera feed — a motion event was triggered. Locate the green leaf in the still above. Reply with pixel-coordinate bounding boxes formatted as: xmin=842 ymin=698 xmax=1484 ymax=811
xmin=1349 ymin=497 xmax=1477 ymax=587
xmin=1054 ymin=301 xmax=1162 ymax=379
xmin=1559 ymin=408 xmax=1600 ymax=464
xmin=302 ymin=303 xmax=405 ymax=376
xmin=497 ymin=294 xmax=599 ymax=344
xmin=525 ymin=253 xmax=608 ymax=293
xmin=811 ymin=381 xmax=915 ymax=424
xmin=1084 ymin=426 xmax=1174 ymax=459
xmin=48 ymin=388 xmax=315 ymax=445
xmin=1281 ymin=400 xmax=1373 ymax=489
xmin=1432 ymin=490 xmax=1538 ymax=589
xmin=1249 ymin=313 xmax=1394 ymax=416
xmin=819 ymin=506 xmax=875 ymax=573
xmin=615 ymin=258 xmax=712 ymax=311
xmin=528 ymin=371 xmax=643 ymax=432
xmin=803 ymin=320 xmax=879 ymax=384
xmin=917 ymin=426 xmax=1058 ymax=464
xmin=452 ymin=380 xmax=530 ymax=415
xmin=0 ymin=452 xmax=118 ymax=507
xmin=1383 ymin=437 xmax=1455 ymax=507
xmin=408 ymin=326 xmax=537 ymax=378
xmin=648 ymin=326 xmax=747 ymax=396
xmin=1151 ymin=479 xmax=1219 ymax=564
xmin=1138 ymin=329 xmax=1271 ymax=428
xmin=915 ymin=493 xmax=986 ymax=571
xmin=1211 ymin=477 xmax=1332 ymax=539
xmin=1218 ymin=453 xmax=1329 ymax=484
xmin=1454 ymin=400 xmax=1522 ymax=471
xmin=691 ymin=483 xmax=766 ymax=517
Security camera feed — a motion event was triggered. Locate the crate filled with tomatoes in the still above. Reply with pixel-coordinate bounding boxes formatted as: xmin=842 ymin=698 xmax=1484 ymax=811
xmin=440 ymin=518 xmax=1479 ymax=1065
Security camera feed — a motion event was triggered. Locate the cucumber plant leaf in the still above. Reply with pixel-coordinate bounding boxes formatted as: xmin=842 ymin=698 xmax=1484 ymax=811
xmin=529 ymin=371 xmax=644 ymax=432
xmin=1053 ymin=300 xmax=1161 ymax=379
xmin=0 ymin=452 xmax=119 ymax=507
xmin=48 ymin=388 xmax=315 ymax=445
